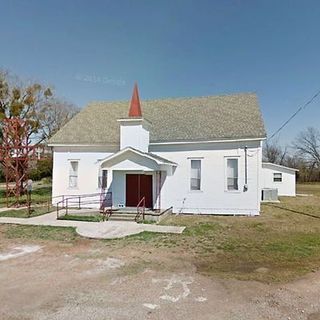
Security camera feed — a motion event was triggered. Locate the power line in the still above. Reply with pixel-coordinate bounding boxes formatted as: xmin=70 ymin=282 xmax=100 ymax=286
xmin=268 ymin=88 xmax=320 ymax=140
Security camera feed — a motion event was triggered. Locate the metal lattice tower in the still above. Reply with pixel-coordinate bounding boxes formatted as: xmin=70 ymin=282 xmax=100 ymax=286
xmin=0 ymin=118 xmax=36 ymax=206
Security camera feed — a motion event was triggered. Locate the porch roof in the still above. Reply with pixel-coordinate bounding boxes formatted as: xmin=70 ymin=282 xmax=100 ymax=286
xmin=99 ymin=147 xmax=177 ymax=170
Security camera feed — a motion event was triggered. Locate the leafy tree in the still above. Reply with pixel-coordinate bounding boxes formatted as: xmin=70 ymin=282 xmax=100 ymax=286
xmin=0 ymin=70 xmax=78 ymax=144
xmin=0 ymin=70 xmax=53 ymax=142
xmin=0 ymin=70 xmax=78 ymax=182
xmin=29 ymin=158 xmax=53 ymax=181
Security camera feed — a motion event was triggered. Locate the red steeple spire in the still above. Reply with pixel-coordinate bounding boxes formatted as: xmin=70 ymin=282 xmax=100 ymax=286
xmin=128 ymin=83 xmax=142 ymax=117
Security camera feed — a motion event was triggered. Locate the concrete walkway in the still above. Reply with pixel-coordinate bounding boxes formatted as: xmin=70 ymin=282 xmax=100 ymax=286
xmin=0 ymin=211 xmax=185 ymax=239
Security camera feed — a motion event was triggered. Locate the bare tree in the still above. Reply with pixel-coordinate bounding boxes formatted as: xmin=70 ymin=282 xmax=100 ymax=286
xmin=35 ymin=99 xmax=79 ymax=142
xmin=294 ymin=127 xmax=320 ymax=168
xmin=263 ymin=140 xmax=287 ymax=165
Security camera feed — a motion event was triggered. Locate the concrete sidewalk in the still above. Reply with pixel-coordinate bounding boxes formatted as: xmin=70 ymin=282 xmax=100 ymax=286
xmin=0 ymin=211 xmax=185 ymax=239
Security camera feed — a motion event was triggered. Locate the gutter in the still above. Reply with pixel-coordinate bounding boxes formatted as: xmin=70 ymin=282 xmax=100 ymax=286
xmin=149 ymin=137 xmax=266 ymax=145
xmin=49 ymin=137 xmax=266 ymax=147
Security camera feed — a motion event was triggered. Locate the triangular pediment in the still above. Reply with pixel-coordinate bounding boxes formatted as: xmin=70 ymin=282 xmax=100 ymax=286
xmin=100 ymin=147 xmax=177 ymax=172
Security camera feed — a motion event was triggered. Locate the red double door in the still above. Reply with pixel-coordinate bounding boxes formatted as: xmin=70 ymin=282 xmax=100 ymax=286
xmin=126 ymin=174 xmax=153 ymax=208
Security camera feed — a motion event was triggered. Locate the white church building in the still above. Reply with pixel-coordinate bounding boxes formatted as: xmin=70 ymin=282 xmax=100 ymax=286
xmin=49 ymin=84 xmax=268 ymax=215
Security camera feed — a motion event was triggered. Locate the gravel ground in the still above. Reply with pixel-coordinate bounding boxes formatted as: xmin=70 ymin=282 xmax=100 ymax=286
xmin=0 ymin=238 xmax=320 ymax=320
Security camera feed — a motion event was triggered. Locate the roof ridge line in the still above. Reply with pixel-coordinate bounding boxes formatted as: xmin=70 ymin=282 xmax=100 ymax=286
xmin=87 ymin=92 xmax=257 ymax=106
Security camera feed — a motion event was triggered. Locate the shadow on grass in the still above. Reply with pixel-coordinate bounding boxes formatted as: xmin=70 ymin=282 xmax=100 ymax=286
xmin=265 ymin=203 xmax=320 ymax=220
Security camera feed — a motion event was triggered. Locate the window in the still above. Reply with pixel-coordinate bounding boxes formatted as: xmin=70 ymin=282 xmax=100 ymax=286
xmin=69 ymin=161 xmax=78 ymax=188
xmin=273 ymin=172 xmax=282 ymax=182
xmin=190 ymin=159 xmax=201 ymax=190
xmin=227 ymin=158 xmax=239 ymax=191
xmin=98 ymin=170 xmax=108 ymax=189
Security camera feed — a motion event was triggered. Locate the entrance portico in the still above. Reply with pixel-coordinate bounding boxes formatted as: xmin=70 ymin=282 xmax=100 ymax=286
xmin=99 ymin=147 xmax=177 ymax=210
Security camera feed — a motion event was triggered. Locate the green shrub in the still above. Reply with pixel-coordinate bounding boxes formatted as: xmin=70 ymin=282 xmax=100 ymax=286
xmin=29 ymin=158 xmax=53 ymax=181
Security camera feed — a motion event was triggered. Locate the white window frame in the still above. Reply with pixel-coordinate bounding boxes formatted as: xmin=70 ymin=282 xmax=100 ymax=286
xmin=225 ymin=157 xmax=240 ymax=192
xmin=190 ymin=158 xmax=202 ymax=191
xmin=273 ymin=172 xmax=282 ymax=183
xmin=68 ymin=160 xmax=79 ymax=189
xmin=98 ymin=169 xmax=108 ymax=189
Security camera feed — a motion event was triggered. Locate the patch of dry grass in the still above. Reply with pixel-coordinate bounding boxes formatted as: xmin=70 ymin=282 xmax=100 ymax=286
xmin=165 ymin=204 xmax=320 ymax=282
xmin=1 ymin=183 xmax=320 ymax=283
xmin=109 ymin=184 xmax=320 ymax=283
xmin=297 ymin=183 xmax=320 ymax=196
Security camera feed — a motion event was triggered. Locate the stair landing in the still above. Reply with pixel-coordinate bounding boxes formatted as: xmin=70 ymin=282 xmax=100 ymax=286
xmin=107 ymin=207 xmax=154 ymax=221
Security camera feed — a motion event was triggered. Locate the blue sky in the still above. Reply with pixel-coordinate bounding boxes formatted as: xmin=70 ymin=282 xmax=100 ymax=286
xmin=1 ymin=0 xmax=320 ymax=145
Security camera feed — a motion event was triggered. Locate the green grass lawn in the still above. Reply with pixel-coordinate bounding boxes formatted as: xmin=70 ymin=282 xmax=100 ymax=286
xmin=0 ymin=184 xmax=52 ymax=208
xmin=0 ymin=183 xmax=52 ymax=217
xmin=2 ymin=225 xmax=79 ymax=242
xmin=0 ymin=206 xmax=53 ymax=218
xmin=58 ymin=214 xmax=103 ymax=222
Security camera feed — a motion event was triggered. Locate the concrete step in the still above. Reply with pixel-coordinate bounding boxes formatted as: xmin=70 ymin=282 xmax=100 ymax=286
xmin=111 ymin=212 xmax=137 ymax=215
xmin=112 ymin=210 xmax=153 ymax=215
xmin=108 ymin=215 xmax=136 ymax=221
xmin=105 ymin=209 xmax=154 ymax=221
xmin=109 ymin=213 xmax=136 ymax=218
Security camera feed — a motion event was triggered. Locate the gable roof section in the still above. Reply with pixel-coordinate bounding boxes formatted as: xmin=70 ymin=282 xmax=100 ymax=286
xmin=262 ymin=162 xmax=299 ymax=172
xmin=49 ymin=93 xmax=266 ymax=145
xmin=99 ymin=147 xmax=177 ymax=167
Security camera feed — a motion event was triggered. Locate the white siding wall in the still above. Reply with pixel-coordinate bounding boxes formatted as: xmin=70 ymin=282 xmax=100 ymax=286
xmin=52 ymin=140 xmax=262 ymax=215
xmin=150 ymin=141 xmax=261 ymax=215
xmin=120 ymin=121 xmax=149 ymax=152
xmin=261 ymin=164 xmax=296 ymax=196
xmin=52 ymin=147 xmax=112 ymax=204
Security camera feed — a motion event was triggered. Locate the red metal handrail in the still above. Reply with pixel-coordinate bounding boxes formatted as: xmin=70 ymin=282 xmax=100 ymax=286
xmin=135 ymin=197 xmax=145 ymax=222
xmin=56 ymin=192 xmax=112 ymax=218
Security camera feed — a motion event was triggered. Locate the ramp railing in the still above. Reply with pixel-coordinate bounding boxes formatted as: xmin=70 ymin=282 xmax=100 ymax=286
xmin=56 ymin=192 xmax=112 ymax=218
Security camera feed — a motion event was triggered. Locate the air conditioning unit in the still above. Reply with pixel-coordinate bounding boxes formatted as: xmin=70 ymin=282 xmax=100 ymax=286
xmin=261 ymin=188 xmax=278 ymax=202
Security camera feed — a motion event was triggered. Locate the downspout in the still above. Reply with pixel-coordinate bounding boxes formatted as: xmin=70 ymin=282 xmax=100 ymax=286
xmin=244 ymin=146 xmax=248 ymax=191
xmin=159 ymin=171 xmax=162 ymax=212
xmin=157 ymin=171 xmax=162 ymax=212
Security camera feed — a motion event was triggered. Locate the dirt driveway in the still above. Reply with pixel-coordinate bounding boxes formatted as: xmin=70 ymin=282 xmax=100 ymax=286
xmin=1 ymin=235 xmax=320 ymax=320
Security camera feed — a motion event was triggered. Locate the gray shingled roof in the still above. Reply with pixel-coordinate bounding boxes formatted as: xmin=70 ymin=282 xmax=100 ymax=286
xmin=49 ymin=93 xmax=266 ymax=145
